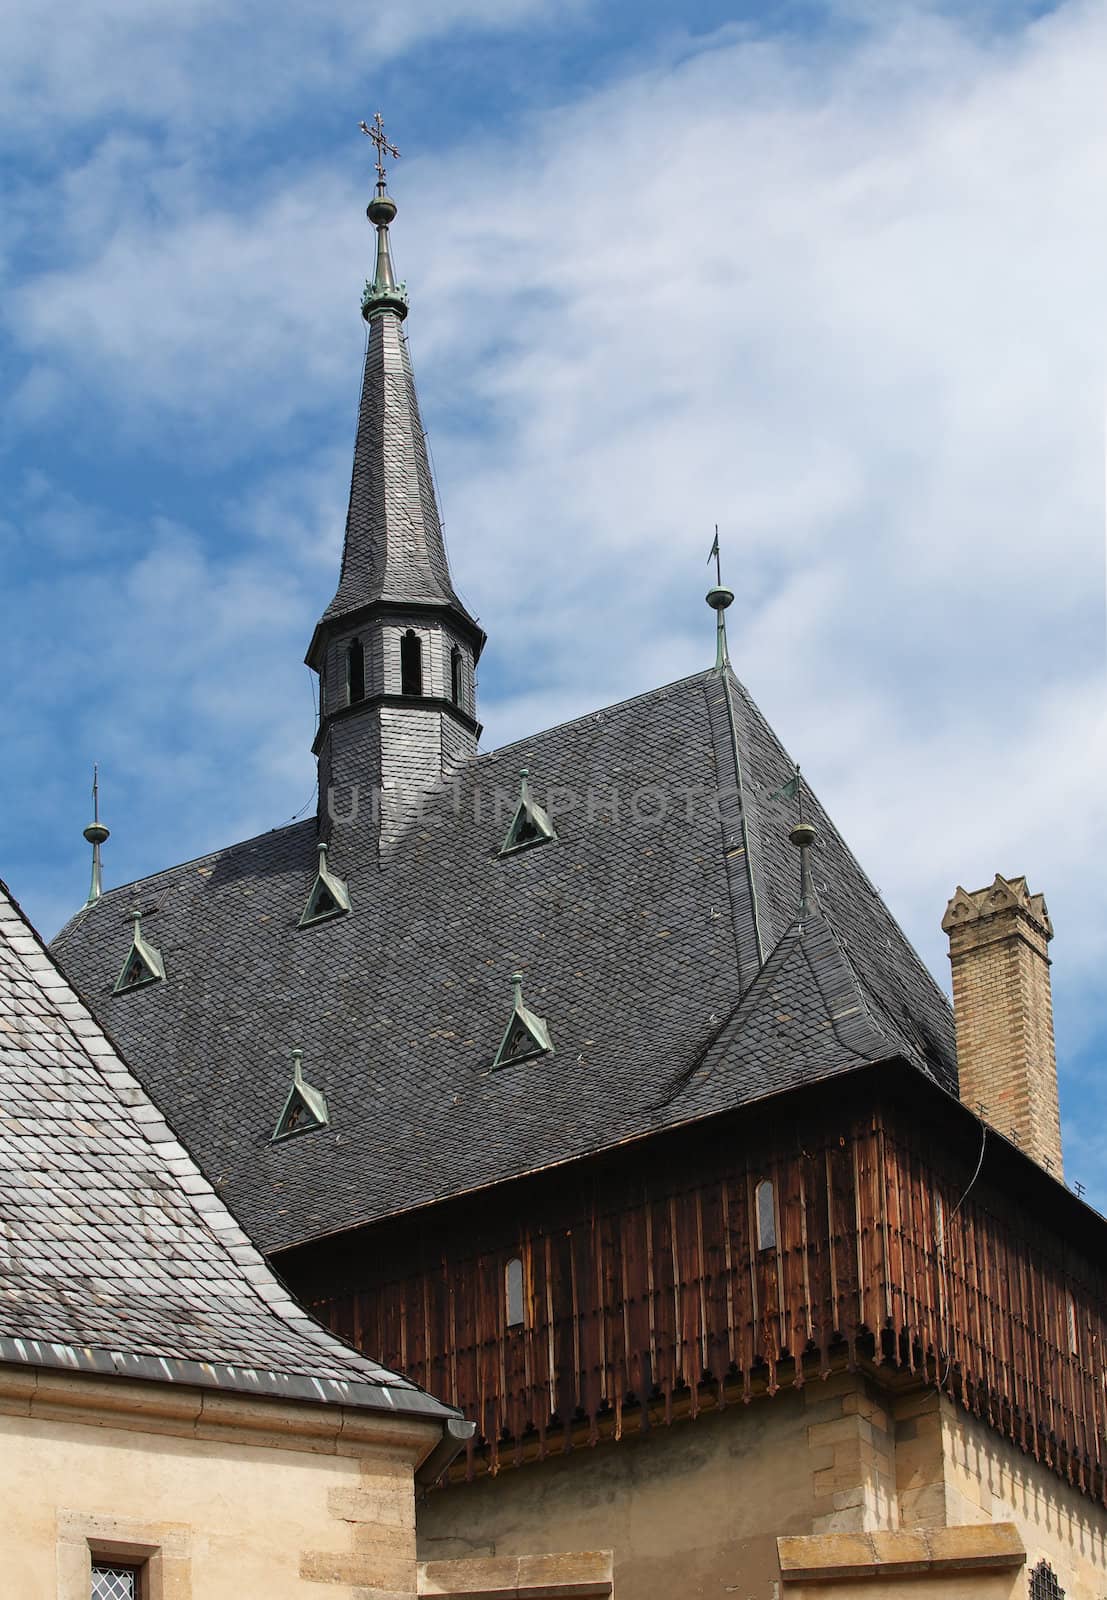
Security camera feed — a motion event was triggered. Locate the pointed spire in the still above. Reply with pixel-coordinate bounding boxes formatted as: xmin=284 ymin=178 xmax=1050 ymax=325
xmin=706 ymin=530 xmax=734 ymax=670
xmin=82 ymin=765 xmax=109 ymax=905
xmin=307 ymin=116 xmax=483 ymax=659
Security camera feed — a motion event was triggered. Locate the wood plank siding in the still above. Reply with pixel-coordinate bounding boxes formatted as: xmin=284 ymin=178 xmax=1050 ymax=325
xmin=281 ymin=1075 xmax=1107 ymax=1498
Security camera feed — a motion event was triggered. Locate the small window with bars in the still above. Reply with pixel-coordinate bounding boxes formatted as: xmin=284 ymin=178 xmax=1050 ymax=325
xmin=92 ymin=1565 xmax=141 ymax=1600
xmin=1028 ymin=1559 xmax=1065 ymax=1599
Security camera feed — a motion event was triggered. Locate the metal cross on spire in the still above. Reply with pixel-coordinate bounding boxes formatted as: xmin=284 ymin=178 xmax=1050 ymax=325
xmin=359 ymin=112 xmax=401 ymax=189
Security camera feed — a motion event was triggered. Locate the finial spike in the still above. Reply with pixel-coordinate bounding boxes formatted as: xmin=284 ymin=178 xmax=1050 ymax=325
xmin=82 ymin=765 xmax=110 ymax=905
xmin=292 ymin=1047 xmax=304 ymax=1084
xmin=788 ymin=813 xmax=817 ymax=919
xmin=360 ymin=112 xmax=409 ymax=320
xmin=705 ymin=531 xmax=735 ymax=671
xmin=512 ymin=971 xmax=524 ymax=1006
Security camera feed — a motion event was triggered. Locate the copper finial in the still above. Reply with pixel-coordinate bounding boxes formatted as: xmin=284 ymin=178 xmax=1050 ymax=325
xmin=82 ymin=765 xmax=110 ymax=905
xmin=359 ymin=111 xmax=401 ymax=191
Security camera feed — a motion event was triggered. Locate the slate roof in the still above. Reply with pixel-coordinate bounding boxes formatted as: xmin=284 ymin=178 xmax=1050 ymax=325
xmin=52 ymin=663 xmax=957 ymax=1256
xmin=319 ymin=296 xmax=476 ymax=631
xmin=0 ymin=879 xmax=458 ymax=1418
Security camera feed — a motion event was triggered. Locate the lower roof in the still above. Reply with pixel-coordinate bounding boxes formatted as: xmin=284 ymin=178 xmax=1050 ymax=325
xmin=0 ymin=881 xmax=459 ymax=1422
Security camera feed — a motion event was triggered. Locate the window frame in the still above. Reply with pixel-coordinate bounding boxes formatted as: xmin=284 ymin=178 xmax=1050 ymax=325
xmin=91 ymin=1558 xmax=148 ymax=1600
xmin=754 ymin=1177 xmax=776 ymax=1253
xmin=505 ymin=1255 xmax=525 ymax=1330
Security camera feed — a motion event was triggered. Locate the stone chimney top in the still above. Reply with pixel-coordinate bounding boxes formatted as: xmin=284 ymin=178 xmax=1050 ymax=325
xmin=942 ymin=873 xmax=1062 ymax=1178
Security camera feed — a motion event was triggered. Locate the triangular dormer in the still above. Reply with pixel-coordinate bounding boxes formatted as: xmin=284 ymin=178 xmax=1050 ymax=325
xmin=272 ymin=1050 xmax=329 ymax=1142
xmin=492 ymin=972 xmax=554 ymax=1069
xmin=299 ymin=842 xmax=351 ymax=928
xmin=499 ymin=769 xmax=557 ymax=858
xmin=113 ymin=911 xmax=165 ymax=994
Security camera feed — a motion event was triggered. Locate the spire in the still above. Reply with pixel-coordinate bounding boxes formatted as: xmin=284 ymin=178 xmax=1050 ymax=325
xmin=308 ymin=116 xmax=484 ymax=658
xmin=82 ymin=765 xmax=109 ymax=906
xmin=308 ymin=119 xmax=486 ymax=833
xmin=706 ymin=529 xmax=734 ymax=670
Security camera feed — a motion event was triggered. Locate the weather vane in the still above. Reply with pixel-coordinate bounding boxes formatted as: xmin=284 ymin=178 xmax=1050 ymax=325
xmin=359 ymin=111 xmax=401 ymax=188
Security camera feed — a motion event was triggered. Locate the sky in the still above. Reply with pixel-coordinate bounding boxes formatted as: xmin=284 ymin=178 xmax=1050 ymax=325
xmin=2 ymin=0 xmax=1104 ymax=1205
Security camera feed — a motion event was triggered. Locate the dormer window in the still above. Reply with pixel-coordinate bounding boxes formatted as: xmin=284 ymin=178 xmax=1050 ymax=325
xmin=755 ymin=1178 xmax=776 ymax=1251
xmin=450 ymin=644 xmax=463 ymax=707
xmin=113 ymin=911 xmax=165 ymax=995
xmin=347 ymin=637 xmax=365 ymax=705
xmin=492 ymin=971 xmax=554 ymax=1069
xmin=500 ymin=769 xmax=557 ymax=857
xmin=401 ymin=629 xmax=423 ymax=696
xmin=300 ymin=842 xmax=352 ymax=927
xmin=272 ymin=1049 xmax=330 ymax=1141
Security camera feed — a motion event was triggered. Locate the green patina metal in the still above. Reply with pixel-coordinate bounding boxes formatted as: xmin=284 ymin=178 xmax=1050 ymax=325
xmin=113 ymin=909 xmax=165 ymax=994
xmin=499 ymin=768 xmax=557 ymax=857
xmin=299 ymin=841 xmax=351 ymax=927
xmin=492 ymin=971 xmax=554 ymax=1069
xmin=272 ymin=1048 xmax=330 ymax=1142
xmin=82 ymin=766 xmax=110 ymax=907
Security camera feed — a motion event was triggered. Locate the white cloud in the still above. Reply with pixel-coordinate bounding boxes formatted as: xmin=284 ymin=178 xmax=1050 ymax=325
xmin=6 ymin=0 xmax=1107 ymax=1196
xmin=2 ymin=0 xmax=579 ymax=143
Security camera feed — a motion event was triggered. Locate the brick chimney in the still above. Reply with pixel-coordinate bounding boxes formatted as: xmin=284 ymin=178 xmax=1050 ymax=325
xmin=941 ymin=874 xmax=1062 ymax=1177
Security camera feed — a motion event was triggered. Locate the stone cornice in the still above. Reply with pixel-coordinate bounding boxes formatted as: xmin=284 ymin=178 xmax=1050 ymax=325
xmin=0 ymin=1359 xmax=443 ymax=1461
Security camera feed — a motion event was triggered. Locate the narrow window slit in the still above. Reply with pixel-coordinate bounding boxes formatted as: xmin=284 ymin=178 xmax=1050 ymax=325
xmin=755 ymin=1178 xmax=776 ymax=1252
xmin=505 ymin=1257 xmax=525 ymax=1329
xmin=401 ymin=630 xmax=423 ymax=696
xmin=347 ymin=637 xmax=365 ymax=704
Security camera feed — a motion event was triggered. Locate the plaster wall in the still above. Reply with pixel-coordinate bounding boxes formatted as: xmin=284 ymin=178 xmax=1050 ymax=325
xmin=1 ymin=1384 xmax=430 ymax=1600
xmin=417 ymin=1387 xmax=817 ymax=1600
xmin=939 ymin=1400 xmax=1107 ymax=1600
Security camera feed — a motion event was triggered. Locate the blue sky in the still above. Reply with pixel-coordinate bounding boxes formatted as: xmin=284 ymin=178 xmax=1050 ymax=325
xmin=3 ymin=0 xmax=1104 ymax=1205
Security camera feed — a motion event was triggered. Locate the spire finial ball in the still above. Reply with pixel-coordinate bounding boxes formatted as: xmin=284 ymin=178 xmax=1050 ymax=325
xmin=789 ymin=820 xmax=817 ymax=850
xmin=83 ymin=821 xmax=110 ymax=846
xmin=367 ymin=193 xmax=397 ymax=226
xmin=706 ymin=585 xmax=735 ymax=612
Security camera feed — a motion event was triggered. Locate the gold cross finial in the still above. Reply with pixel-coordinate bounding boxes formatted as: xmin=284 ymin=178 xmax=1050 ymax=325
xmin=359 ymin=112 xmax=401 ymax=188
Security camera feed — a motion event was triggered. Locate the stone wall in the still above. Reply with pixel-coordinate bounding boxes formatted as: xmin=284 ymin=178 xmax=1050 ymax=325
xmin=419 ymin=1369 xmax=1107 ymax=1599
xmin=1 ymin=1363 xmax=442 ymax=1600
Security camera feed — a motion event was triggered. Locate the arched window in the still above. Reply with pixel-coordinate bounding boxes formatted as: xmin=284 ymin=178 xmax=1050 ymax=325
xmin=450 ymin=644 xmax=463 ymax=707
xmin=755 ymin=1179 xmax=776 ymax=1252
xmin=505 ymin=1256 xmax=524 ymax=1329
xmin=1066 ymin=1293 xmax=1078 ymax=1357
xmin=347 ymin=637 xmax=365 ymax=705
xmin=401 ymin=629 xmax=423 ymax=696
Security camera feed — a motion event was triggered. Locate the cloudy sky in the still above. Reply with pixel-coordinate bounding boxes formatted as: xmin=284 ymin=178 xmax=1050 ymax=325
xmin=3 ymin=0 xmax=1104 ymax=1203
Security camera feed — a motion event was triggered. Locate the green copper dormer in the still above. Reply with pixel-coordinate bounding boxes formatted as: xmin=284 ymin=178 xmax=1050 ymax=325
xmin=492 ymin=971 xmax=554 ymax=1069
xmin=299 ymin=841 xmax=351 ymax=927
xmin=113 ymin=910 xmax=165 ymax=994
xmin=272 ymin=1049 xmax=330 ymax=1142
xmin=500 ymin=769 xmax=557 ymax=857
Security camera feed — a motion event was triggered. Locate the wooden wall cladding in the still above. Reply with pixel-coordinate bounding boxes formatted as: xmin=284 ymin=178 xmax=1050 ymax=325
xmin=298 ymin=1092 xmax=1107 ymax=1497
